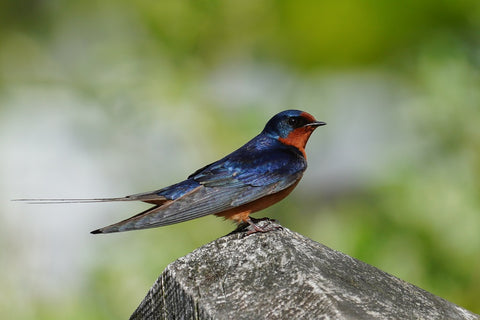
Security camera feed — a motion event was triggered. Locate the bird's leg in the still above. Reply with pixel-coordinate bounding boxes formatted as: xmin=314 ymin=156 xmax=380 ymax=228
xmin=245 ymin=217 xmax=282 ymax=235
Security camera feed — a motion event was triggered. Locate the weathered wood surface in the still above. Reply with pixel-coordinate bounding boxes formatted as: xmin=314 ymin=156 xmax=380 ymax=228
xmin=131 ymin=221 xmax=479 ymax=320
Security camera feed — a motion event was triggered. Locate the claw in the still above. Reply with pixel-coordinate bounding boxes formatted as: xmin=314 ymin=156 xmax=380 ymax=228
xmin=226 ymin=217 xmax=283 ymax=236
xmin=245 ymin=217 xmax=283 ymax=235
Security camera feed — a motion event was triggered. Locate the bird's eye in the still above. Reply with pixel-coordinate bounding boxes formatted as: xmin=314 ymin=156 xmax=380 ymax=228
xmin=288 ymin=117 xmax=299 ymax=126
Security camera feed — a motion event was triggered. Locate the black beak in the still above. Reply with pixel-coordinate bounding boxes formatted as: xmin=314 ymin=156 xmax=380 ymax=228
xmin=304 ymin=121 xmax=326 ymax=128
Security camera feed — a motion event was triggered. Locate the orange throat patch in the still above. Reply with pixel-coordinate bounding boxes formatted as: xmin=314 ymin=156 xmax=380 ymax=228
xmin=278 ymin=127 xmax=315 ymax=157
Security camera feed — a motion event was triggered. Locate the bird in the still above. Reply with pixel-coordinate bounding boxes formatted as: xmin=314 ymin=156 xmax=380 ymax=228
xmin=17 ymin=110 xmax=326 ymax=234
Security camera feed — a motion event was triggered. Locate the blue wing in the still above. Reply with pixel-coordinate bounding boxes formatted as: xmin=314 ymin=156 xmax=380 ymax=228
xmin=92 ymin=135 xmax=307 ymax=233
xmin=191 ymin=135 xmax=306 ymax=186
xmin=190 ymin=142 xmax=306 ymax=206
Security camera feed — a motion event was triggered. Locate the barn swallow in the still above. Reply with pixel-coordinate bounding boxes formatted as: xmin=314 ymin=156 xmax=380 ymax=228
xmin=17 ymin=110 xmax=325 ymax=234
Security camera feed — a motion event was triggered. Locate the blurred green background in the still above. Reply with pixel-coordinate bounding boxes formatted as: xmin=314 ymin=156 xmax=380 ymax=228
xmin=1 ymin=0 xmax=479 ymax=318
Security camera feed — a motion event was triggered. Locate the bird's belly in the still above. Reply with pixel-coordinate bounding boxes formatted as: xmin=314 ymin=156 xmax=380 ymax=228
xmin=215 ymin=180 xmax=300 ymax=223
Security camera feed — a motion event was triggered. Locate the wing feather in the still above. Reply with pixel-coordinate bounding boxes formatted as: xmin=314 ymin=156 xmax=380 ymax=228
xmin=92 ymin=172 xmax=301 ymax=234
xmin=92 ymin=185 xmax=247 ymax=233
xmin=92 ymin=138 xmax=308 ymax=233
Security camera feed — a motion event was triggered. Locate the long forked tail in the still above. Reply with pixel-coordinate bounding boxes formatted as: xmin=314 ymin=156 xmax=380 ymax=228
xmin=12 ymin=187 xmax=173 ymax=205
xmin=12 ymin=191 xmax=169 ymax=205
xmin=12 ymin=197 xmax=135 ymax=204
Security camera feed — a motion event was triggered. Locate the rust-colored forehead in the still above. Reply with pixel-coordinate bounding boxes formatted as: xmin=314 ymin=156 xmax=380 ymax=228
xmin=300 ymin=111 xmax=317 ymax=123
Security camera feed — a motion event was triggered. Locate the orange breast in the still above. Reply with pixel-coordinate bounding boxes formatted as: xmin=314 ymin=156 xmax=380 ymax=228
xmin=215 ymin=180 xmax=300 ymax=223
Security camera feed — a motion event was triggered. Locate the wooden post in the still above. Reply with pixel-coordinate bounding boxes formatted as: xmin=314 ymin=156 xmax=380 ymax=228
xmin=130 ymin=221 xmax=479 ymax=320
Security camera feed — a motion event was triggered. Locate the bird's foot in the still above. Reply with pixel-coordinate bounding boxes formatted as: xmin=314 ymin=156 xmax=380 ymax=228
xmin=246 ymin=217 xmax=281 ymax=234
xmin=228 ymin=217 xmax=283 ymax=236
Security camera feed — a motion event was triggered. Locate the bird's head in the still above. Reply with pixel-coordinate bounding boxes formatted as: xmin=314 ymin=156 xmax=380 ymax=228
xmin=262 ymin=110 xmax=326 ymax=156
